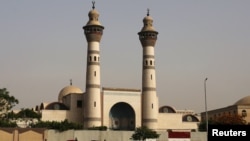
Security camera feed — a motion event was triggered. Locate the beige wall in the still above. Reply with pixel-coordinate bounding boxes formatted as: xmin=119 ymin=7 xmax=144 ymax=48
xmin=158 ymin=113 xmax=198 ymax=131
xmin=0 ymin=129 xmax=13 ymax=141
xmin=0 ymin=128 xmax=46 ymax=141
xmin=66 ymin=94 xmax=83 ymax=123
xmin=47 ymin=130 xmax=207 ymax=141
xmin=19 ymin=130 xmax=43 ymax=141
xmin=41 ymin=110 xmax=67 ymax=122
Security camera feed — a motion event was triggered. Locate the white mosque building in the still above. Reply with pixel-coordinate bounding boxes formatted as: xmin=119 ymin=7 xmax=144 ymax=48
xmin=34 ymin=3 xmax=200 ymax=131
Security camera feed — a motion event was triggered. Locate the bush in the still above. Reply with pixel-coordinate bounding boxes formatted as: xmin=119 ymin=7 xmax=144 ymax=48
xmin=131 ymin=126 xmax=160 ymax=140
xmin=88 ymin=126 xmax=107 ymax=130
xmin=0 ymin=120 xmax=17 ymax=127
xmin=30 ymin=119 xmax=83 ymax=132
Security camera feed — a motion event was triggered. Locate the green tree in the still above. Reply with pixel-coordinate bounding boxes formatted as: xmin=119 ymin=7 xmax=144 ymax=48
xmin=212 ymin=114 xmax=246 ymax=125
xmin=199 ymin=114 xmax=246 ymax=131
xmin=131 ymin=126 xmax=160 ymax=140
xmin=0 ymin=88 xmax=19 ymax=119
xmin=16 ymin=108 xmax=41 ymax=119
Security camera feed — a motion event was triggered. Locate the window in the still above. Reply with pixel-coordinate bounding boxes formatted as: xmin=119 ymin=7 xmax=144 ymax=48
xmin=54 ymin=104 xmax=60 ymax=110
xmin=163 ymin=107 xmax=168 ymax=113
xmin=187 ymin=116 xmax=192 ymax=122
xmin=233 ymin=110 xmax=236 ymax=114
xmin=94 ymin=71 xmax=96 ymax=76
xmin=152 ymin=103 xmax=153 ymax=109
xmin=94 ymin=56 xmax=97 ymax=61
xmin=242 ymin=110 xmax=247 ymax=117
xmin=77 ymin=100 xmax=82 ymax=108
xmin=94 ymin=101 xmax=96 ymax=107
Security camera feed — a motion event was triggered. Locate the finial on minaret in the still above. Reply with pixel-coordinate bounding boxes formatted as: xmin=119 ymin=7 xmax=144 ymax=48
xmin=70 ymin=79 xmax=72 ymax=85
xmin=92 ymin=1 xmax=95 ymax=9
xmin=147 ymin=8 xmax=150 ymax=16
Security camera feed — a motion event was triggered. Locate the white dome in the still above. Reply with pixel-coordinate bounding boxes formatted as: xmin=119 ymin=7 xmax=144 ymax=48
xmin=58 ymin=85 xmax=83 ymax=102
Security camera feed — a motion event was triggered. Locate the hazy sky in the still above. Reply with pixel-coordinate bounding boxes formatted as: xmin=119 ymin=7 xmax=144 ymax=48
xmin=1 ymin=0 xmax=249 ymax=113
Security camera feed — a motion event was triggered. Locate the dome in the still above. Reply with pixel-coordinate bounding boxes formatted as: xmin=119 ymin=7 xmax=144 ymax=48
xmin=85 ymin=7 xmax=102 ymax=26
xmin=234 ymin=95 xmax=250 ymax=105
xmin=58 ymin=85 xmax=83 ymax=102
xmin=88 ymin=9 xmax=99 ymax=18
xmin=140 ymin=10 xmax=157 ymax=32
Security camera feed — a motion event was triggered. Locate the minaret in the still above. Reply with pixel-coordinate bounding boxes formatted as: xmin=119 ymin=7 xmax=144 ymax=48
xmin=82 ymin=1 xmax=104 ymax=128
xmin=138 ymin=9 xmax=159 ymax=130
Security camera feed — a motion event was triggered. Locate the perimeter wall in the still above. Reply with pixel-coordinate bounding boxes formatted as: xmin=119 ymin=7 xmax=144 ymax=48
xmin=0 ymin=128 xmax=207 ymax=141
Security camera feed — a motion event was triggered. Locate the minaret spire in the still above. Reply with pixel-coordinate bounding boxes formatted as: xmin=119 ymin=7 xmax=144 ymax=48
xmin=70 ymin=79 xmax=72 ymax=86
xmin=138 ymin=9 xmax=159 ymax=130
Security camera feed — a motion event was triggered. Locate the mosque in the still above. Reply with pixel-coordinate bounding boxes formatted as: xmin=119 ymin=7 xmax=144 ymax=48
xmin=34 ymin=3 xmax=200 ymax=131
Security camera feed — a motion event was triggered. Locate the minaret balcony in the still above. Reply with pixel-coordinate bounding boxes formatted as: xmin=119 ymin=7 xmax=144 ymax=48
xmin=83 ymin=25 xmax=104 ymax=42
xmin=138 ymin=31 xmax=158 ymax=47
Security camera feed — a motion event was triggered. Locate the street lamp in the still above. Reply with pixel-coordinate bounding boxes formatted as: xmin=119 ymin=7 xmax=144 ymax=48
xmin=204 ymin=78 xmax=208 ymax=132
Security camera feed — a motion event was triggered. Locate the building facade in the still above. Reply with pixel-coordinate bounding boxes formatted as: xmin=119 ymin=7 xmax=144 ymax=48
xmin=33 ymin=3 xmax=200 ymax=131
xmin=201 ymin=95 xmax=250 ymax=124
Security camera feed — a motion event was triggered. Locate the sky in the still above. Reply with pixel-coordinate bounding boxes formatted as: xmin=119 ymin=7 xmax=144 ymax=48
xmin=0 ymin=0 xmax=250 ymax=113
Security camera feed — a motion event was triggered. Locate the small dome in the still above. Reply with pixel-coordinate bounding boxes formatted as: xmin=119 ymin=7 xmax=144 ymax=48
xmin=143 ymin=15 xmax=153 ymax=24
xmin=45 ymin=102 xmax=69 ymax=110
xmin=234 ymin=95 xmax=250 ymax=105
xmin=88 ymin=9 xmax=99 ymax=17
xmin=58 ymin=85 xmax=83 ymax=102
xmin=85 ymin=9 xmax=102 ymax=26
xmin=140 ymin=9 xmax=157 ymax=32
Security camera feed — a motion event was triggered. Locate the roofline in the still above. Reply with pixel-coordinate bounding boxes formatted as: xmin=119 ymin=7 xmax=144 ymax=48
xmin=102 ymin=87 xmax=141 ymax=92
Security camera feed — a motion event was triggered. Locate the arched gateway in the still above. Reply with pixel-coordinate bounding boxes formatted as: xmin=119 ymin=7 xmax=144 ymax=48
xmin=109 ymin=102 xmax=135 ymax=130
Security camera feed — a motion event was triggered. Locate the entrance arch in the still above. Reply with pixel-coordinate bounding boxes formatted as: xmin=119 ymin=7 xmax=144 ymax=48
xmin=109 ymin=102 xmax=135 ymax=130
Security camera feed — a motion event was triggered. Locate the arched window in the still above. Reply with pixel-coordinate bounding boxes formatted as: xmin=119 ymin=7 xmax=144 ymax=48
xmin=242 ymin=110 xmax=247 ymax=117
xmin=163 ymin=107 xmax=168 ymax=113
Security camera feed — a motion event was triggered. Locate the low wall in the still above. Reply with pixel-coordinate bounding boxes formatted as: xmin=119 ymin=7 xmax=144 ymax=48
xmin=46 ymin=130 xmax=207 ymax=141
xmin=0 ymin=128 xmax=46 ymax=141
xmin=0 ymin=128 xmax=207 ymax=141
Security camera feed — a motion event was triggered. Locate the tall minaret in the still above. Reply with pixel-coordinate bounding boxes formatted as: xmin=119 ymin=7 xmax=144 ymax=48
xmin=138 ymin=9 xmax=159 ymax=130
xmin=82 ymin=1 xmax=104 ymax=128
